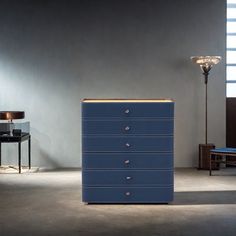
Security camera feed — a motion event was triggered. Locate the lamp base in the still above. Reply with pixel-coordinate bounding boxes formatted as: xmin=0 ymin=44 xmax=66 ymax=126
xmin=198 ymin=144 xmax=219 ymax=170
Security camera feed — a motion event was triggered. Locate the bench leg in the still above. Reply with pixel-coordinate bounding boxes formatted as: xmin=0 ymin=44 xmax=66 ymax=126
xmin=209 ymin=153 xmax=212 ymax=176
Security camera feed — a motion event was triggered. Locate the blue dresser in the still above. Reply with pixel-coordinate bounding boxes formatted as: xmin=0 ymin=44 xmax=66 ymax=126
xmin=82 ymin=99 xmax=174 ymax=203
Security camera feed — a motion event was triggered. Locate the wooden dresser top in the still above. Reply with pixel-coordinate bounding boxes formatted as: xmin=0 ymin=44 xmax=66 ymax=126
xmin=82 ymin=99 xmax=174 ymax=103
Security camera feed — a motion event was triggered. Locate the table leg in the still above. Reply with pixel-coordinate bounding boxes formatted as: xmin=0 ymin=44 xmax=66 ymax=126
xmin=28 ymin=136 xmax=31 ymax=169
xmin=0 ymin=142 xmax=1 ymax=166
xmin=18 ymin=142 xmax=21 ymax=174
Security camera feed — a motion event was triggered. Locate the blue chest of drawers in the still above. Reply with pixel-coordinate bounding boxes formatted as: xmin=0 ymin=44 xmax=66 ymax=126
xmin=82 ymin=99 xmax=174 ymax=203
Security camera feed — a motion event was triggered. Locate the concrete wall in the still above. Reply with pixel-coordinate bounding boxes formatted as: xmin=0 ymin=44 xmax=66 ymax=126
xmin=0 ymin=0 xmax=226 ymax=168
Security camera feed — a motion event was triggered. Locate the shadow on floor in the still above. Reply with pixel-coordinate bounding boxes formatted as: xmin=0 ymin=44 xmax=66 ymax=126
xmin=173 ymin=190 xmax=236 ymax=205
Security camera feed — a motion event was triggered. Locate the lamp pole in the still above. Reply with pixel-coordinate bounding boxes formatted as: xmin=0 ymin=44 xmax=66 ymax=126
xmin=201 ymin=65 xmax=211 ymax=145
xmin=191 ymin=56 xmax=221 ymax=170
xmin=203 ymin=70 xmax=209 ymax=145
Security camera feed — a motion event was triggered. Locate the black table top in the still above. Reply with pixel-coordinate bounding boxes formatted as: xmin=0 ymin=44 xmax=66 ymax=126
xmin=0 ymin=132 xmax=30 ymax=142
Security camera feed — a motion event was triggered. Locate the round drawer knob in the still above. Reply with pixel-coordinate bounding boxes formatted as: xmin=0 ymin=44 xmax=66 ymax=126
xmin=124 ymin=160 xmax=130 ymax=164
xmin=125 ymin=192 xmax=131 ymax=196
xmin=124 ymin=126 xmax=130 ymax=131
xmin=126 ymin=176 xmax=132 ymax=180
xmin=125 ymin=143 xmax=131 ymax=147
xmin=124 ymin=109 xmax=130 ymax=114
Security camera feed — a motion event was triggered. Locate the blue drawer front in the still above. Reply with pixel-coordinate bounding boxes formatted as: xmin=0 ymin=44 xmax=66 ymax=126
xmin=82 ymin=119 xmax=173 ymax=135
xmin=82 ymin=153 xmax=173 ymax=169
xmin=82 ymin=102 xmax=174 ymax=118
xmin=83 ymin=136 xmax=173 ymax=152
xmin=82 ymin=186 xmax=173 ymax=203
xmin=82 ymin=170 xmax=173 ymax=186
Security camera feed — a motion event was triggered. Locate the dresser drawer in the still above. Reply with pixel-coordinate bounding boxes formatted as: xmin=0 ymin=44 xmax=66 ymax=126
xmin=82 ymin=186 xmax=173 ymax=203
xmin=82 ymin=170 xmax=173 ymax=186
xmin=82 ymin=119 xmax=173 ymax=135
xmin=83 ymin=153 xmax=173 ymax=169
xmin=82 ymin=102 xmax=174 ymax=118
xmin=83 ymin=136 xmax=173 ymax=152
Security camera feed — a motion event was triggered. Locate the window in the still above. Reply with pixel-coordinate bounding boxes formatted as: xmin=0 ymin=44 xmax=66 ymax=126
xmin=227 ymin=0 xmax=236 ymax=97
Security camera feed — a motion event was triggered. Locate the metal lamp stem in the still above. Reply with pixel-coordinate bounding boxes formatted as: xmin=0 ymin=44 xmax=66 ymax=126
xmin=204 ymin=72 xmax=209 ymax=145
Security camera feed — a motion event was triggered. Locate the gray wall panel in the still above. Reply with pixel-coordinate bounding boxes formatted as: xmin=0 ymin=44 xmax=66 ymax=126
xmin=0 ymin=0 xmax=226 ymax=167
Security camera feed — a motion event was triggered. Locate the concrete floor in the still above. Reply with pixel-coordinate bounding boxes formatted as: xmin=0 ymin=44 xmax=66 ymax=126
xmin=0 ymin=168 xmax=236 ymax=236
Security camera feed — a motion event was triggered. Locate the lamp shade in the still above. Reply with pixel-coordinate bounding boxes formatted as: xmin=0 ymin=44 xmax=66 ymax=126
xmin=0 ymin=111 xmax=25 ymax=120
xmin=191 ymin=56 xmax=221 ymax=65
xmin=191 ymin=56 xmax=221 ymax=73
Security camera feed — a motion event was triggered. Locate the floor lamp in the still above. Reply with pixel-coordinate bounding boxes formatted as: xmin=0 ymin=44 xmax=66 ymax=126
xmin=191 ymin=56 xmax=221 ymax=169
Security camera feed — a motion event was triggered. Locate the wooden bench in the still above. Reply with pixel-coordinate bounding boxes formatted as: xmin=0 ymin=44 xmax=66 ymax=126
xmin=209 ymin=148 xmax=236 ymax=176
